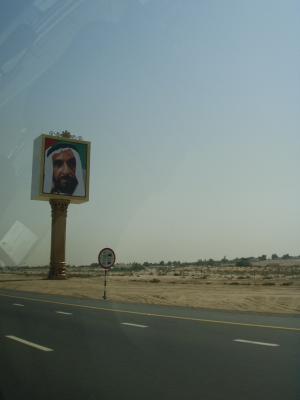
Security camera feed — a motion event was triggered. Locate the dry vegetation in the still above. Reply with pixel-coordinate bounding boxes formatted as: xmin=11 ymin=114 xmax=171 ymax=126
xmin=1 ymin=260 xmax=300 ymax=314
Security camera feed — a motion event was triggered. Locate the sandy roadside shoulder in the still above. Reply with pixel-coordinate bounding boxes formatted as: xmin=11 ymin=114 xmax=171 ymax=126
xmin=0 ymin=273 xmax=299 ymax=314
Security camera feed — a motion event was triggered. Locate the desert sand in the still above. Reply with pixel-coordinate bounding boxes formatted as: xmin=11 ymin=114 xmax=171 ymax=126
xmin=0 ymin=271 xmax=299 ymax=314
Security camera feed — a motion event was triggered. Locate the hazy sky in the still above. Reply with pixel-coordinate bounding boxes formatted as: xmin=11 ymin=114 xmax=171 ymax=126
xmin=0 ymin=0 xmax=299 ymax=265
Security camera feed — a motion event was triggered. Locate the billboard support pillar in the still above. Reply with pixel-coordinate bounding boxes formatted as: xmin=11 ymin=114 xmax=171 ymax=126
xmin=48 ymin=199 xmax=70 ymax=279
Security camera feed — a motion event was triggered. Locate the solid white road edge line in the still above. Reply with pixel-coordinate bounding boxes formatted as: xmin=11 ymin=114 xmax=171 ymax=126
xmin=13 ymin=303 xmax=24 ymax=307
xmin=5 ymin=335 xmax=54 ymax=352
xmin=234 ymin=339 xmax=279 ymax=347
xmin=121 ymin=322 xmax=148 ymax=328
xmin=56 ymin=311 xmax=72 ymax=315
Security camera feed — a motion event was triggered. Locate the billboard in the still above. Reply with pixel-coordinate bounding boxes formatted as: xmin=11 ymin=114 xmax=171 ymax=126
xmin=31 ymin=134 xmax=90 ymax=203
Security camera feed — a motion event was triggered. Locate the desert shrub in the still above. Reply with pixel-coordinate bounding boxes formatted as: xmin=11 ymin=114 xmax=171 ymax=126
xmin=149 ymin=278 xmax=160 ymax=283
xmin=207 ymin=258 xmax=216 ymax=266
xmin=129 ymin=263 xmax=145 ymax=272
xmin=158 ymin=269 xmax=167 ymax=276
xmin=235 ymin=258 xmax=252 ymax=267
xmin=229 ymin=282 xmax=239 ymax=285
xmin=68 ymin=273 xmax=91 ymax=278
xmin=262 ymin=282 xmax=275 ymax=286
xmin=280 ymin=282 xmax=293 ymax=286
xmin=111 ymin=266 xmax=125 ymax=272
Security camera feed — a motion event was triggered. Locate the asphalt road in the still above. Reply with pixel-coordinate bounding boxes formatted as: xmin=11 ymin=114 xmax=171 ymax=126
xmin=0 ymin=290 xmax=299 ymax=400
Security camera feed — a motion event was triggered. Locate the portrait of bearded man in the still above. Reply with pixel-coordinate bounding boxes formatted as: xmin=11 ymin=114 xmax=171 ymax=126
xmin=43 ymin=143 xmax=85 ymax=197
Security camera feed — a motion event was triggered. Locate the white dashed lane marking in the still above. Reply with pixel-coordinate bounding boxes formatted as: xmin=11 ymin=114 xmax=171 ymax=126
xmin=121 ymin=322 xmax=148 ymax=328
xmin=234 ymin=339 xmax=279 ymax=347
xmin=56 ymin=311 xmax=72 ymax=315
xmin=13 ymin=303 xmax=24 ymax=307
xmin=5 ymin=335 xmax=53 ymax=352
xmin=1 ymin=292 xmax=299 ymax=332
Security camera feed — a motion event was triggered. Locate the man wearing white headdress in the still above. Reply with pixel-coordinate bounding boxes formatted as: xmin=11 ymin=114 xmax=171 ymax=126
xmin=43 ymin=143 xmax=85 ymax=196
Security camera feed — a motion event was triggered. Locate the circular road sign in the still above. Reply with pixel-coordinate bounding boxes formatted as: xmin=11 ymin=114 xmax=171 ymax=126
xmin=98 ymin=248 xmax=116 ymax=270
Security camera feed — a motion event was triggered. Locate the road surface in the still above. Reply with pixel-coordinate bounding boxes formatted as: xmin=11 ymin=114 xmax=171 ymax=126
xmin=0 ymin=289 xmax=299 ymax=400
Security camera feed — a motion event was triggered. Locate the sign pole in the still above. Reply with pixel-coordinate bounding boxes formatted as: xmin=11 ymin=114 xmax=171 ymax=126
xmin=103 ymin=269 xmax=107 ymax=300
xmin=98 ymin=247 xmax=116 ymax=301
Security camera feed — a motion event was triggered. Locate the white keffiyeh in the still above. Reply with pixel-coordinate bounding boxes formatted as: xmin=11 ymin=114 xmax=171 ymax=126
xmin=43 ymin=147 xmax=85 ymax=197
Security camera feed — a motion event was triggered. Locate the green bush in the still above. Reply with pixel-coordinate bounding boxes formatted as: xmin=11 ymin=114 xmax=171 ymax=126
xmin=235 ymin=258 xmax=252 ymax=267
xmin=129 ymin=263 xmax=145 ymax=272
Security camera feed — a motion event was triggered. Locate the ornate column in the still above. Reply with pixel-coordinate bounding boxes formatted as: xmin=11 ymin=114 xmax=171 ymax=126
xmin=48 ymin=199 xmax=70 ymax=279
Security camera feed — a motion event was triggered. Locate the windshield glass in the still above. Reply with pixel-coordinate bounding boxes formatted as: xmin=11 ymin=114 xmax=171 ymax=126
xmin=0 ymin=1 xmax=299 ymax=400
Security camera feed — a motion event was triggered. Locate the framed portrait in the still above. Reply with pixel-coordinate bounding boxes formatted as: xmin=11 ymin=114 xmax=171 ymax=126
xmin=31 ymin=134 xmax=90 ymax=203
